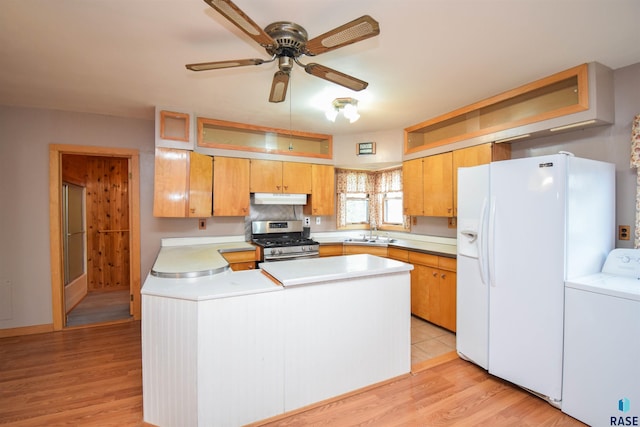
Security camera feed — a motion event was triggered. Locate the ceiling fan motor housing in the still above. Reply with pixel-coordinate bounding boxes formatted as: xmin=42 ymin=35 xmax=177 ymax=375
xmin=264 ymin=22 xmax=308 ymax=59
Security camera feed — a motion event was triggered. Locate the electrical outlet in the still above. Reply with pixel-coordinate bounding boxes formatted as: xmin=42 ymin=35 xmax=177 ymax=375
xmin=315 ymin=217 xmax=321 ymax=225
xmin=619 ymin=225 xmax=630 ymax=240
xmin=304 ymin=217 xmax=311 ymax=226
xmin=448 ymin=217 xmax=457 ymax=228
xmin=198 ymin=218 xmax=207 ymax=230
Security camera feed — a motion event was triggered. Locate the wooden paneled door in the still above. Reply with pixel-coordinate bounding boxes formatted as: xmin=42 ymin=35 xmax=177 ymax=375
xmin=50 ymin=145 xmax=141 ymax=331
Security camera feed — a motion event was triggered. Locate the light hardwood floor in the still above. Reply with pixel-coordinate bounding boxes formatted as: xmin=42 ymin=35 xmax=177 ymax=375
xmin=0 ymin=321 xmax=584 ymax=426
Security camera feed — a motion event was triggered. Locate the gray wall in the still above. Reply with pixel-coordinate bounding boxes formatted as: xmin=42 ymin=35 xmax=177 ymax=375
xmin=0 ymin=62 xmax=638 ymax=330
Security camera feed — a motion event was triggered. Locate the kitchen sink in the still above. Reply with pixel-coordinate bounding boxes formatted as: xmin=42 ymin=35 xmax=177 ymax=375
xmin=343 ymin=237 xmax=397 ymax=246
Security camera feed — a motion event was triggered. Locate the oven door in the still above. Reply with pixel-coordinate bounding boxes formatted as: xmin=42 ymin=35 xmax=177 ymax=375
xmin=263 ymin=252 xmax=320 ymax=262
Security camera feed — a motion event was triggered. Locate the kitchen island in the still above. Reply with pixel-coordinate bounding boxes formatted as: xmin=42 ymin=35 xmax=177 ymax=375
xmin=142 ymin=245 xmax=413 ymax=427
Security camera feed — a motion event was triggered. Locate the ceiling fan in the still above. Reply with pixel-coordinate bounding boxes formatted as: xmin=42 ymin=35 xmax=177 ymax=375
xmin=186 ymin=0 xmax=380 ymax=103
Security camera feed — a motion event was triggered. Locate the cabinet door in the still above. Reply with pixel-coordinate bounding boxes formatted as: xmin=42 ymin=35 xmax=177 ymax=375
xmin=402 ymin=158 xmax=424 ymax=216
xmin=423 ymin=152 xmax=453 ymax=217
xmin=303 ymin=164 xmax=335 ymax=216
xmin=343 ymin=245 xmax=388 ymax=257
xmin=410 ymin=264 xmax=429 ymax=319
xmin=319 ymin=244 xmax=343 ymax=257
xmin=153 ymin=148 xmax=189 ymax=217
xmin=438 ymin=269 xmax=457 ymax=332
xmin=282 ymin=162 xmax=312 ymax=194
xmin=213 ymin=157 xmax=250 ymax=216
xmin=452 ymin=144 xmax=492 ymax=217
xmin=426 ymin=267 xmax=442 ymax=324
xmin=250 ymin=159 xmax=281 ymax=193
xmin=188 ymin=152 xmax=213 ymax=217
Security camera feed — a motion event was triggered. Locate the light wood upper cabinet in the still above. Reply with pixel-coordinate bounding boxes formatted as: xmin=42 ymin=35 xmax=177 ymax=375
xmin=402 ymin=158 xmax=424 ymax=216
xmin=403 ymin=143 xmax=511 ymax=218
xmin=403 ymin=152 xmax=454 ymax=218
xmin=303 ymin=164 xmax=335 ymax=216
xmin=404 ymin=64 xmax=598 ymax=154
xmin=188 ymin=151 xmax=213 ymax=217
xmin=423 ymin=152 xmax=453 ymax=217
xmin=155 ymin=108 xmax=195 ymax=150
xmin=250 ymin=159 xmax=312 ymax=194
xmin=452 ymin=143 xmax=511 ymax=216
xmin=153 ymin=148 xmax=212 ymax=217
xmin=213 ymin=156 xmax=250 ymax=216
xmin=282 ymin=162 xmax=312 ymax=194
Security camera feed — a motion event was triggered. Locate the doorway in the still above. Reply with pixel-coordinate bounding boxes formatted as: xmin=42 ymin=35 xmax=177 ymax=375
xmin=49 ymin=145 xmax=141 ymax=330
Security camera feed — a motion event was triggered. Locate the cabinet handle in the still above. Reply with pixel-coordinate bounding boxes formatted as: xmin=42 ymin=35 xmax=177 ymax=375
xmin=441 ymin=273 xmax=446 ymax=279
xmin=432 ymin=272 xmax=438 ymax=277
xmin=284 ymin=185 xmax=288 ymax=190
xmin=276 ymin=185 xmax=281 ymax=190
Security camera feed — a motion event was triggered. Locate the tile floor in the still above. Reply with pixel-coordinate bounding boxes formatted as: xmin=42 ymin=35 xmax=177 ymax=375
xmin=411 ymin=315 xmax=456 ymax=366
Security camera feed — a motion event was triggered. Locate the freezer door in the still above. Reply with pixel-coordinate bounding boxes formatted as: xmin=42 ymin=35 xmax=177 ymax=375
xmin=488 ymin=154 xmax=566 ymax=404
xmin=456 ymin=165 xmax=489 ymax=369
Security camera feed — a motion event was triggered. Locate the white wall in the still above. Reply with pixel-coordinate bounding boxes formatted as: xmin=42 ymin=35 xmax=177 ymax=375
xmin=0 ymin=62 xmax=638 ymax=330
xmin=0 ymin=107 xmax=245 ymax=329
xmin=510 ymin=62 xmax=640 ymax=248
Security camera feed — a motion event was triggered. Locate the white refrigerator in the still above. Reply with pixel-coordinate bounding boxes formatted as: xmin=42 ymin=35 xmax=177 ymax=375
xmin=456 ymin=153 xmax=614 ymax=407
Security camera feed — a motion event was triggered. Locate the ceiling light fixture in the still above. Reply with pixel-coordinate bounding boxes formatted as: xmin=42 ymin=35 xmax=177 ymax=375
xmin=326 ymin=97 xmax=360 ymax=123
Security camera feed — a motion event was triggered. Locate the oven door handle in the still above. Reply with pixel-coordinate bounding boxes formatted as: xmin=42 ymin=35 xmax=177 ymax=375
xmin=264 ymin=253 xmax=319 ymax=261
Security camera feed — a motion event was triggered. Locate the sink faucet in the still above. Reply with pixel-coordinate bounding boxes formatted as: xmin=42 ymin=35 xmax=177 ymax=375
xmin=369 ymin=220 xmax=377 ymax=240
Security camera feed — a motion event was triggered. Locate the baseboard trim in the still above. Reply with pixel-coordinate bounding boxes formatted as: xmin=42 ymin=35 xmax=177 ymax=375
xmin=0 ymin=323 xmax=54 ymax=338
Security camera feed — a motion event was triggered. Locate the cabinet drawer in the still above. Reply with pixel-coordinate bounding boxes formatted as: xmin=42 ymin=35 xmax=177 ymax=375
xmin=319 ymin=244 xmax=343 ymax=257
xmin=228 ymin=261 xmax=256 ymax=271
xmin=408 ymin=251 xmax=438 ymax=267
xmin=222 ymin=249 xmax=257 ymax=263
xmin=438 ymin=256 xmax=457 ymax=272
xmin=344 ymin=245 xmax=388 ymax=257
xmin=387 ymin=247 xmax=409 ymax=262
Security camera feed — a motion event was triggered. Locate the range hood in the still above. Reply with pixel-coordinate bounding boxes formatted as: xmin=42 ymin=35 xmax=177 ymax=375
xmin=253 ymin=193 xmax=307 ymax=205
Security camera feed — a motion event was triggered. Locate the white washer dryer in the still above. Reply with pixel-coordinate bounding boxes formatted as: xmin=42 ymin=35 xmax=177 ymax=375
xmin=563 ymin=248 xmax=640 ymax=426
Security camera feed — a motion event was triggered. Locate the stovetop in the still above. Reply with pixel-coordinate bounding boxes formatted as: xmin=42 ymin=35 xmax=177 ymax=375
xmin=251 ymin=220 xmax=317 ymax=249
xmin=253 ymin=237 xmax=318 ymax=248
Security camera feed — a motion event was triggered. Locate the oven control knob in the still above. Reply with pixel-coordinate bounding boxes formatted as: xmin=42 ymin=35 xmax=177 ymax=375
xmin=622 ymin=255 xmax=631 ymax=263
xmin=278 ymin=249 xmax=283 ymax=255
xmin=302 ymin=246 xmax=307 ymax=252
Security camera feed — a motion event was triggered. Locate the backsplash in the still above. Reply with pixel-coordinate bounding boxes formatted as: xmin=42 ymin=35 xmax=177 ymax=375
xmin=243 ymin=196 xmax=306 ymax=240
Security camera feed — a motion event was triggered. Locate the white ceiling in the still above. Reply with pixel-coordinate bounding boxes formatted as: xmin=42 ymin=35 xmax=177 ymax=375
xmin=1 ymin=0 xmax=639 ymax=137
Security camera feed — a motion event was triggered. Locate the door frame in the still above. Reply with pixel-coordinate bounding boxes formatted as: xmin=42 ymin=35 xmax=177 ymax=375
xmin=49 ymin=144 xmax=141 ymax=330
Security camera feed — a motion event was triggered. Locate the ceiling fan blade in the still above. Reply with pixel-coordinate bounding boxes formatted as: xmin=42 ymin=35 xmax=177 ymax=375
xmin=203 ymin=0 xmax=275 ymax=47
xmin=305 ymin=15 xmax=380 ymax=55
xmin=304 ymin=63 xmax=368 ymax=92
xmin=186 ymin=58 xmax=265 ymax=71
xmin=269 ymin=71 xmax=289 ymax=103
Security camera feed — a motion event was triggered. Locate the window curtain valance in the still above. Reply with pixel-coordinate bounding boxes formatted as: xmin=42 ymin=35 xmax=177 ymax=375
xmin=630 ymin=114 xmax=640 ymax=248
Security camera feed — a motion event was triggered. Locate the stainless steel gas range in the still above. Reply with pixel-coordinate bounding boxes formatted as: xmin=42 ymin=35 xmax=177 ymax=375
xmin=251 ymin=220 xmax=319 ymax=262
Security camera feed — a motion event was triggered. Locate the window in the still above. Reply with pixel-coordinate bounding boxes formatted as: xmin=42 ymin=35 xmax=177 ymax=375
xmin=345 ymin=193 xmax=369 ymax=225
xmin=336 ymin=168 xmax=409 ymax=230
xmin=383 ymin=191 xmax=404 ymax=224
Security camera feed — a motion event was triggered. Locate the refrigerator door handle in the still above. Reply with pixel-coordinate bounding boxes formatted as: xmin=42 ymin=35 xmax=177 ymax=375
xmin=460 ymin=230 xmax=477 ymax=242
xmin=488 ymin=196 xmax=497 ymax=287
xmin=478 ymin=197 xmax=489 ymax=285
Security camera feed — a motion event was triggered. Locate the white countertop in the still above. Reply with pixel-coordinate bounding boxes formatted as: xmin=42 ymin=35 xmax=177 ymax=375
xmin=151 ymin=240 xmax=255 ymax=278
xmin=311 ymin=232 xmax=457 ymax=257
xmin=260 ymin=254 xmax=413 ymax=287
xmin=142 ymin=269 xmax=282 ymax=301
